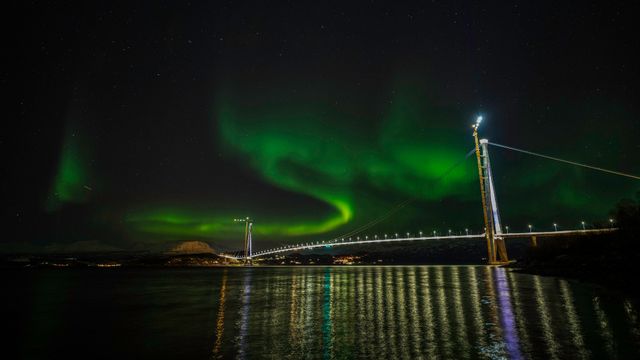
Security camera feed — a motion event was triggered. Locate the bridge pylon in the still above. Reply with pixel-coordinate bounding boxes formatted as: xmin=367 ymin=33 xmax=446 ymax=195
xmin=473 ymin=120 xmax=509 ymax=264
xmin=234 ymin=217 xmax=253 ymax=265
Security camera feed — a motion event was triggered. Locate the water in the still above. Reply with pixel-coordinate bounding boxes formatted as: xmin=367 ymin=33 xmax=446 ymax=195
xmin=6 ymin=266 xmax=640 ymax=359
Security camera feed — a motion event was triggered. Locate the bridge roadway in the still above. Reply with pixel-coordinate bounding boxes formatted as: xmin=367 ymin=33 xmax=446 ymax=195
xmin=219 ymin=228 xmax=616 ymax=260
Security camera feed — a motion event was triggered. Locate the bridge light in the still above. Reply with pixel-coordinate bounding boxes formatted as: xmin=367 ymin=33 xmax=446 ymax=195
xmin=609 ymin=218 xmax=614 ymax=227
xmin=384 ymin=234 xmax=388 ymax=239
xmin=448 ymin=229 xmax=452 ymax=235
xmin=375 ymin=234 xmax=378 ymax=239
xmin=553 ymin=223 xmax=558 ymax=231
xmin=406 ymin=232 xmax=410 ymax=238
xmin=395 ymin=233 xmax=398 ymax=238
xmin=465 ymin=228 xmax=469 ymax=235
xmin=365 ymin=236 xmax=368 ymax=240
xmin=419 ymin=231 xmax=423 ymax=236
xmin=505 ymin=226 xmax=509 ymax=233
xmin=528 ymin=224 xmax=532 ymax=232
xmin=581 ymin=221 xmax=586 ymax=230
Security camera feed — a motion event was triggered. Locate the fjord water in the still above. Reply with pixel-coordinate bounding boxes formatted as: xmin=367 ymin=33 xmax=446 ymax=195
xmin=8 ymin=267 xmax=640 ymax=359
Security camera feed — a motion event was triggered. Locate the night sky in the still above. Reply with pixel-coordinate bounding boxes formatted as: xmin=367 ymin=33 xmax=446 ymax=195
xmin=6 ymin=1 xmax=639 ymax=252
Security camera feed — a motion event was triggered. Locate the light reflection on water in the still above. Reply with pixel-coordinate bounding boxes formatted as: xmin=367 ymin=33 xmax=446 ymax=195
xmin=9 ymin=266 xmax=640 ymax=359
xmin=211 ymin=269 xmax=227 ymax=356
xmin=212 ymin=266 xmax=640 ymax=359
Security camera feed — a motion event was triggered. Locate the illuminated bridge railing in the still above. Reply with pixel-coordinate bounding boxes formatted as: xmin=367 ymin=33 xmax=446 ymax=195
xmin=219 ymin=227 xmax=616 ymax=260
xmin=502 ymin=228 xmax=617 ymax=238
xmin=255 ymin=234 xmax=486 ymax=257
xmin=221 ymin=234 xmax=484 ymax=259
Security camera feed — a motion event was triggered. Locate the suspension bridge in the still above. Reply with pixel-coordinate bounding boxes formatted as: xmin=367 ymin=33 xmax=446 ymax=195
xmin=221 ymin=116 xmax=637 ymax=265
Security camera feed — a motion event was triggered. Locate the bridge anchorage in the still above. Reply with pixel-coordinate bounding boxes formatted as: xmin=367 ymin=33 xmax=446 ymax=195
xmin=222 ymin=115 xmax=635 ymax=265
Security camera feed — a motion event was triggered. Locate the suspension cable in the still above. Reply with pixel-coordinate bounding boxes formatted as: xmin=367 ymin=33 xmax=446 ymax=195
xmin=488 ymin=142 xmax=640 ymax=180
xmin=324 ymin=147 xmax=477 ymax=242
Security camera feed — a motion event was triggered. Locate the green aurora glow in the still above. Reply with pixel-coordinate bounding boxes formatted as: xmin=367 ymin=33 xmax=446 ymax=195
xmin=46 ymin=130 xmax=93 ymax=211
xmin=125 ymin=203 xmax=353 ymax=239
xmin=121 ymin=80 xmax=639 ymax=245
xmin=124 ymin=82 xmax=483 ymax=241
xmin=9 ymin=1 xmax=640 ymax=252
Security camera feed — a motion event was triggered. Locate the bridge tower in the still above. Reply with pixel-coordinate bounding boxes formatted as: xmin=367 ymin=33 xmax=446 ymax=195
xmin=245 ymin=222 xmax=253 ymax=265
xmin=235 ymin=217 xmax=253 ymax=265
xmin=473 ymin=119 xmax=509 ymax=264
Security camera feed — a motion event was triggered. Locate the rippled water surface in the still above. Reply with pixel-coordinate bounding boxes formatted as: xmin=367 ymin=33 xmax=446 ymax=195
xmin=8 ymin=266 xmax=640 ymax=359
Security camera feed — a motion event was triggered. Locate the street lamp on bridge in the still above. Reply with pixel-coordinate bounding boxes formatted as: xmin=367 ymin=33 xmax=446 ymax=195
xmin=581 ymin=221 xmax=586 ymax=230
xmin=553 ymin=223 xmax=558 ymax=231
xmin=528 ymin=224 xmax=532 ymax=233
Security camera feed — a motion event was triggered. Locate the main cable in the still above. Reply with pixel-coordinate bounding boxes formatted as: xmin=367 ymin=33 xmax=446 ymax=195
xmin=488 ymin=142 xmax=640 ymax=180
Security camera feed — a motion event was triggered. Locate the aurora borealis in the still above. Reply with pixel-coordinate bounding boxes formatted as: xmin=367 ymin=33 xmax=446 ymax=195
xmin=6 ymin=1 xmax=639 ymax=252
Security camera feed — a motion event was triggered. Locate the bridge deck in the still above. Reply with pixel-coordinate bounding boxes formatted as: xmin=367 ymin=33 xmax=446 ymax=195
xmin=502 ymin=228 xmax=616 ymax=238
xmin=220 ymin=228 xmax=616 ymax=259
